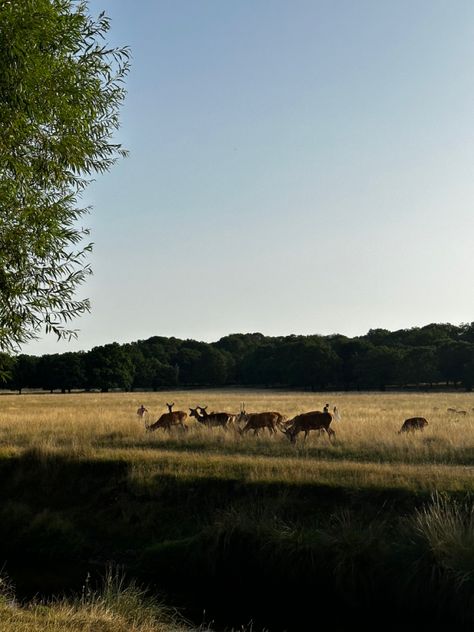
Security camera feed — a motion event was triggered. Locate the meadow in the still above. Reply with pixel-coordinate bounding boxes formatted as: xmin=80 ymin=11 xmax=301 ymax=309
xmin=1 ymin=389 xmax=473 ymax=488
xmin=1 ymin=389 xmax=474 ymax=631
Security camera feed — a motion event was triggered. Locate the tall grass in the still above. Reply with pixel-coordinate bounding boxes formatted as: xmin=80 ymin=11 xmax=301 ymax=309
xmin=0 ymin=567 xmax=193 ymax=632
xmin=0 ymin=564 xmax=271 ymax=631
xmin=1 ymin=389 xmax=473 ymax=456
xmin=1 ymin=390 xmax=473 ymax=491
xmin=413 ymin=491 xmax=474 ymax=582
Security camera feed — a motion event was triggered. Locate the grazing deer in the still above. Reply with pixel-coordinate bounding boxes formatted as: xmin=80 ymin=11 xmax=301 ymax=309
xmin=146 ymin=404 xmax=188 ymax=432
xmin=236 ymin=404 xmax=285 ymax=436
xmin=281 ymin=410 xmax=335 ymax=443
xmin=398 ymin=417 xmax=428 ymax=434
xmin=188 ymin=406 xmax=233 ymax=429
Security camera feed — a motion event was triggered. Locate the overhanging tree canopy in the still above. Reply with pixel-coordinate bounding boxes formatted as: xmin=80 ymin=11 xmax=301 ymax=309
xmin=0 ymin=0 xmax=129 ymax=352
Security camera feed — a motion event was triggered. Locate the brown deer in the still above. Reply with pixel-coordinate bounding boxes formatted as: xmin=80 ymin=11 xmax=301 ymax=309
xmin=188 ymin=406 xmax=233 ymax=429
xmin=199 ymin=405 xmax=235 ymax=427
xmin=281 ymin=410 xmax=335 ymax=443
xmin=398 ymin=417 xmax=428 ymax=434
xmin=136 ymin=404 xmax=148 ymax=418
xmin=146 ymin=403 xmax=188 ymax=432
xmin=236 ymin=404 xmax=285 ymax=436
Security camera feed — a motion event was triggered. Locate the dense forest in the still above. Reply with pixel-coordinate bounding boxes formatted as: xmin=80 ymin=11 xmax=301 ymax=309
xmin=2 ymin=322 xmax=474 ymax=393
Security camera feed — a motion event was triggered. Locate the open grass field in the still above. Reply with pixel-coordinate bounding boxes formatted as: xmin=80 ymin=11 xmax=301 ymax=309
xmin=1 ymin=389 xmax=473 ymax=490
xmin=1 ymin=389 xmax=474 ymax=631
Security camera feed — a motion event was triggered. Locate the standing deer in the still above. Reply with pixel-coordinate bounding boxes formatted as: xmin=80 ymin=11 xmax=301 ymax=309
xmin=281 ymin=410 xmax=335 ymax=443
xmin=188 ymin=406 xmax=233 ymax=429
xmin=136 ymin=404 xmax=148 ymax=418
xmin=236 ymin=404 xmax=285 ymax=436
xmin=146 ymin=403 xmax=188 ymax=432
xmin=398 ymin=417 xmax=428 ymax=434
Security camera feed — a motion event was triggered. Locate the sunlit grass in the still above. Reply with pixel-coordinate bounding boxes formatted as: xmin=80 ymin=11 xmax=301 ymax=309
xmin=0 ymin=390 xmax=473 ymax=491
xmin=0 ymin=566 xmax=202 ymax=632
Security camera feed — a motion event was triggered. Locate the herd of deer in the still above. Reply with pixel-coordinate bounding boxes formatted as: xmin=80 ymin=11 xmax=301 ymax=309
xmin=139 ymin=402 xmax=338 ymax=443
xmin=136 ymin=402 xmax=441 ymax=442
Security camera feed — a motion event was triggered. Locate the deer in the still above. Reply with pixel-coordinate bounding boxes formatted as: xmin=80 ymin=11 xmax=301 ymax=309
xmin=236 ymin=404 xmax=285 ymax=436
xmin=280 ymin=410 xmax=335 ymax=443
xmin=188 ymin=406 xmax=233 ymax=429
xmin=398 ymin=417 xmax=428 ymax=434
xmin=136 ymin=404 xmax=148 ymax=418
xmin=145 ymin=403 xmax=188 ymax=432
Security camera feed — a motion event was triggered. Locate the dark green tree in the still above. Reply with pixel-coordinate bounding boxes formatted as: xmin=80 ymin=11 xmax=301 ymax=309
xmin=285 ymin=338 xmax=340 ymax=389
xmin=332 ymin=338 xmax=373 ymax=390
xmin=0 ymin=351 xmax=16 ymax=384
xmin=175 ymin=341 xmax=217 ymax=385
xmin=399 ymin=347 xmax=440 ymax=387
xmin=84 ymin=343 xmax=134 ymax=392
xmin=437 ymin=342 xmax=474 ymax=390
xmin=458 ymin=322 xmax=474 ymax=344
xmin=0 ymin=0 xmax=129 ymax=353
xmin=37 ymin=351 xmax=85 ymax=392
xmin=132 ymin=356 xmax=177 ymax=390
xmin=185 ymin=346 xmax=227 ymax=386
xmin=357 ymin=346 xmax=403 ymax=390
xmin=7 ymin=353 xmax=40 ymax=393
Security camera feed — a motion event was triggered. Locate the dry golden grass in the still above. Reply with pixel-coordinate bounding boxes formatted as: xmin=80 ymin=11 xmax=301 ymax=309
xmin=0 ymin=601 xmax=189 ymax=632
xmin=0 ymin=389 xmax=473 ymax=491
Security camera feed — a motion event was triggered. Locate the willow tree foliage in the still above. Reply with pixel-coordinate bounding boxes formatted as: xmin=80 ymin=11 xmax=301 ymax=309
xmin=0 ymin=0 xmax=130 ymax=352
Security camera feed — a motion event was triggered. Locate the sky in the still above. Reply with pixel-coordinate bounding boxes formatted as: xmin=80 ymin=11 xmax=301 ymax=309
xmin=23 ymin=0 xmax=474 ymax=356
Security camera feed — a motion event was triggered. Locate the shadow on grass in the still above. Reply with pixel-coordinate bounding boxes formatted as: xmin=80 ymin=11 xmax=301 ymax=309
xmin=0 ymin=451 xmax=473 ymax=631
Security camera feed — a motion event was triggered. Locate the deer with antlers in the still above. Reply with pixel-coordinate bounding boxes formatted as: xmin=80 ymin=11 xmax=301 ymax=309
xmin=280 ymin=410 xmax=335 ymax=443
xmin=145 ymin=402 xmax=188 ymax=432
xmin=188 ymin=406 xmax=233 ymax=429
xmin=236 ymin=403 xmax=285 ymax=436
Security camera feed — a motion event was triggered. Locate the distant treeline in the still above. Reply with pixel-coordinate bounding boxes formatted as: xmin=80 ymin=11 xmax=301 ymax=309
xmin=2 ymin=322 xmax=474 ymax=393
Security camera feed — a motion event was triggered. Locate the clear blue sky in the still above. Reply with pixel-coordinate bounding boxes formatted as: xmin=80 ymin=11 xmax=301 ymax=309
xmin=24 ymin=0 xmax=474 ymax=355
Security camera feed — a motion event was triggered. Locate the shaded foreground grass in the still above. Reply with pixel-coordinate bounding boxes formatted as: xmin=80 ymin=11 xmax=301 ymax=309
xmin=0 ymin=566 xmax=205 ymax=632
xmin=0 ymin=448 xmax=473 ymax=630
